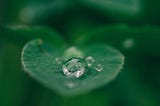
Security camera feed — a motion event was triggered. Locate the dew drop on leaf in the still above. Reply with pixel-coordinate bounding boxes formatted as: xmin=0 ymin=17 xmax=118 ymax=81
xmin=85 ymin=56 xmax=95 ymax=67
xmin=95 ymin=64 xmax=103 ymax=72
xmin=55 ymin=57 xmax=63 ymax=65
xmin=22 ymin=40 xmax=124 ymax=96
xmin=62 ymin=57 xmax=87 ymax=78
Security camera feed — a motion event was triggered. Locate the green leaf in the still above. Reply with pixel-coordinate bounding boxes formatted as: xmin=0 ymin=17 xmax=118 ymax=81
xmin=0 ymin=26 xmax=65 ymax=105
xmin=21 ymin=39 xmax=124 ymax=96
xmin=75 ymin=24 xmax=160 ymax=58
xmin=79 ymin=0 xmax=142 ymax=18
xmin=1 ymin=25 xmax=65 ymax=46
xmin=2 ymin=0 xmax=74 ymax=24
xmin=0 ymin=40 xmax=32 ymax=106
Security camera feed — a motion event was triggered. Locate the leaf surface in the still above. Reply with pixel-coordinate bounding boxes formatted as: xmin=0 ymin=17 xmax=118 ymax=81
xmin=22 ymin=39 xmax=124 ymax=96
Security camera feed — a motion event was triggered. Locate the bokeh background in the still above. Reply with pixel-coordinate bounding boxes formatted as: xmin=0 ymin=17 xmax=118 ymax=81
xmin=0 ymin=0 xmax=160 ymax=106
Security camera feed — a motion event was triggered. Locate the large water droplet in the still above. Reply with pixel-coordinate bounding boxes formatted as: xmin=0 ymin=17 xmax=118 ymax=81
xmin=85 ymin=56 xmax=95 ymax=67
xmin=95 ymin=64 xmax=103 ymax=72
xmin=62 ymin=57 xmax=87 ymax=78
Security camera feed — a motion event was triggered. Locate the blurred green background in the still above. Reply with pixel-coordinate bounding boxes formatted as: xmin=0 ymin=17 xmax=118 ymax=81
xmin=0 ymin=0 xmax=160 ymax=106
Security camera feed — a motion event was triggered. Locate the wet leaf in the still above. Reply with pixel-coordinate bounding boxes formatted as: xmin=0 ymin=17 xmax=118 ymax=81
xmin=75 ymin=24 xmax=160 ymax=58
xmin=80 ymin=0 xmax=142 ymax=17
xmin=21 ymin=39 xmax=124 ymax=96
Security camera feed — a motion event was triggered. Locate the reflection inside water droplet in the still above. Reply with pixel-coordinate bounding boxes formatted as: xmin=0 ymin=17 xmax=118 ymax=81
xmin=95 ymin=64 xmax=103 ymax=72
xmin=62 ymin=57 xmax=87 ymax=78
xmin=85 ymin=56 xmax=95 ymax=67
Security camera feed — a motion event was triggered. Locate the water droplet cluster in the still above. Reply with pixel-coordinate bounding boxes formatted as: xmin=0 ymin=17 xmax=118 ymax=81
xmin=55 ymin=56 xmax=103 ymax=78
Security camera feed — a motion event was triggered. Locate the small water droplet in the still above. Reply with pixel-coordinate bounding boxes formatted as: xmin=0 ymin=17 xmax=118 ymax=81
xmin=66 ymin=82 xmax=75 ymax=88
xmin=62 ymin=57 xmax=87 ymax=78
xmin=95 ymin=64 xmax=103 ymax=72
xmin=55 ymin=57 xmax=63 ymax=65
xmin=85 ymin=56 xmax=95 ymax=67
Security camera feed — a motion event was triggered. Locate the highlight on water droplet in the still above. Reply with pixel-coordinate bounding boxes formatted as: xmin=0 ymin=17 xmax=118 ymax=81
xmin=75 ymin=71 xmax=84 ymax=78
xmin=62 ymin=57 xmax=87 ymax=78
xmin=85 ymin=56 xmax=95 ymax=67
xmin=95 ymin=64 xmax=103 ymax=72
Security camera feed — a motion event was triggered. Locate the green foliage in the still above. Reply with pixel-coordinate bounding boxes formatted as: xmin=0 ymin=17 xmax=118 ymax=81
xmin=1 ymin=25 xmax=64 ymax=45
xmin=1 ymin=0 xmax=160 ymax=106
xmin=80 ymin=0 xmax=142 ymax=18
xmin=21 ymin=39 xmax=124 ymax=96
xmin=74 ymin=24 xmax=160 ymax=57
xmin=2 ymin=0 xmax=74 ymax=24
